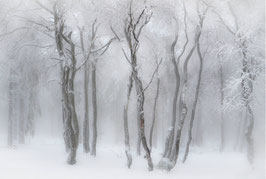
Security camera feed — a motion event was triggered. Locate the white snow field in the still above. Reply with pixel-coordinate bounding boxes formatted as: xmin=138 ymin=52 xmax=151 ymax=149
xmin=0 ymin=138 xmax=264 ymax=179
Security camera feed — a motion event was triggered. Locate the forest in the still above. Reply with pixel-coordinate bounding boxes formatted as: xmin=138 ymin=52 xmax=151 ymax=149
xmin=0 ymin=0 xmax=264 ymax=179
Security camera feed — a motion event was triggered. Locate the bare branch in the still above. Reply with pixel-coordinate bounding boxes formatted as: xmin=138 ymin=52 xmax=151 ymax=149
xmin=122 ymin=48 xmax=131 ymax=64
xmin=91 ymin=38 xmax=116 ymax=55
xmin=212 ymin=10 xmax=236 ymax=35
xmin=34 ymin=0 xmax=54 ymax=15
xmin=110 ymin=25 xmax=121 ymax=41
xmin=0 ymin=27 xmax=29 ymax=38
xmin=143 ymin=58 xmax=163 ymax=91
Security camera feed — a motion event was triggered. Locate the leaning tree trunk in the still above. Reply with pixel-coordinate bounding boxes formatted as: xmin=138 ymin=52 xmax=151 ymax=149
xmin=133 ymin=68 xmax=153 ymax=171
xmin=91 ymin=61 xmax=97 ymax=156
xmin=123 ymin=72 xmax=133 ymax=168
xmin=183 ymin=42 xmax=204 ymax=163
xmin=149 ymin=78 xmax=160 ymax=151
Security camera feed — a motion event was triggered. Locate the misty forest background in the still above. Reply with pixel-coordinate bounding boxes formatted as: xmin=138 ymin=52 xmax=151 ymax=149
xmin=0 ymin=0 xmax=264 ymax=173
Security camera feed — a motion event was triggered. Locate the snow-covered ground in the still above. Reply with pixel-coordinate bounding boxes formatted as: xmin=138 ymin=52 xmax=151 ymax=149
xmin=0 ymin=138 xmax=264 ymax=179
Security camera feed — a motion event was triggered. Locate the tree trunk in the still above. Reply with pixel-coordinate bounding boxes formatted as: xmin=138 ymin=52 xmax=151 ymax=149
xmin=245 ymin=105 xmax=254 ymax=164
xmin=169 ymin=82 xmax=188 ymax=169
xmin=183 ymin=42 xmax=204 ymax=163
xmin=241 ymin=39 xmax=254 ymax=164
xmin=60 ymin=36 xmax=79 ymax=165
xmin=8 ymin=70 xmax=14 ymax=147
xmin=26 ymin=90 xmax=35 ymax=137
xmin=18 ymin=96 xmax=25 ymax=144
xmin=161 ymin=36 xmax=180 ymax=159
xmin=83 ymin=61 xmax=90 ymax=153
xmin=62 ymin=66 xmax=79 ymax=165
xmin=78 ymin=28 xmax=90 ymax=153
xmin=133 ymin=69 xmax=153 ymax=171
xmin=123 ymin=73 xmax=133 ymax=168
xmin=91 ymin=61 xmax=97 ymax=156
xmin=167 ymin=34 xmax=200 ymax=171
xmin=219 ymin=61 xmax=225 ymax=152
xmin=136 ymin=112 xmax=141 ymax=155
xmin=149 ymin=78 xmax=160 ymax=151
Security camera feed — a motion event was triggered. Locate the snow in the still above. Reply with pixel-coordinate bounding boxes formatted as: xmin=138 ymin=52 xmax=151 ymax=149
xmin=0 ymin=138 xmax=263 ymax=179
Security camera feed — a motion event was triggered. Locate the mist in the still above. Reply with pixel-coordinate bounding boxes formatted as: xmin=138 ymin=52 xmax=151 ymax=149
xmin=0 ymin=0 xmax=264 ymax=178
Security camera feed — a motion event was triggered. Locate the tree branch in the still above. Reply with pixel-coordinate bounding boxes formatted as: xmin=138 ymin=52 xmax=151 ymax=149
xmin=143 ymin=58 xmax=163 ymax=91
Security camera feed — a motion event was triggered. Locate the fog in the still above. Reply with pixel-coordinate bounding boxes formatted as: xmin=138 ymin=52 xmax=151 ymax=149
xmin=0 ymin=0 xmax=264 ymax=178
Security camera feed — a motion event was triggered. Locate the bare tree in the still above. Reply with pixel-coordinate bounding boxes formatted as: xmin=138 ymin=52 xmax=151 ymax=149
xmin=111 ymin=0 xmax=154 ymax=170
xmin=33 ymin=1 xmax=80 ymax=164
